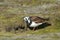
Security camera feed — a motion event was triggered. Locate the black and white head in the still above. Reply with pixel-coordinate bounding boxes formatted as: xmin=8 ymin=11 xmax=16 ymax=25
xmin=23 ymin=16 xmax=31 ymax=24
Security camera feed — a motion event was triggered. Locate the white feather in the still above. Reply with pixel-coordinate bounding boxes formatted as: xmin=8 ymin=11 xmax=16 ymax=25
xmin=30 ymin=21 xmax=43 ymax=27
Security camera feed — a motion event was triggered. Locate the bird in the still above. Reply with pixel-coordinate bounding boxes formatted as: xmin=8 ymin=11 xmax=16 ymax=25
xmin=24 ymin=16 xmax=49 ymax=30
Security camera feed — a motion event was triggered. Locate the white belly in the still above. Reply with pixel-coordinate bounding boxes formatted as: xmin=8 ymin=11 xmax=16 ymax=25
xmin=30 ymin=21 xmax=43 ymax=27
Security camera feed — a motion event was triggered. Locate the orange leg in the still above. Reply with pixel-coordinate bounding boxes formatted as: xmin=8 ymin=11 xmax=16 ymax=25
xmin=33 ymin=27 xmax=35 ymax=31
xmin=36 ymin=27 xmax=38 ymax=30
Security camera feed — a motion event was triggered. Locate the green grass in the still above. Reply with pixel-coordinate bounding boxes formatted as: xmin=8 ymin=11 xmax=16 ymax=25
xmin=0 ymin=0 xmax=56 ymax=6
xmin=15 ymin=38 xmax=31 ymax=40
xmin=0 ymin=13 xmax=60 ymax=34
xmin=0 ymin=0 xmax=60 ymax=36
xmin=0 ymin=1 xmax=60 ymax=40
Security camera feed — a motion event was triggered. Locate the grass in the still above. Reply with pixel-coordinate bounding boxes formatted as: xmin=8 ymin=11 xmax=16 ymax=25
xmin=4 ymin=0 xmax=56 ymax=5
xmin=0 ymin=1 xmax=60 ymax=40
xmin=0 ymin=13 xmax=60 ymax=34
xmin=15 ymin=38 xmax=31 ymax=40
xmin=0 ymin=0 xmax=57 ymax=7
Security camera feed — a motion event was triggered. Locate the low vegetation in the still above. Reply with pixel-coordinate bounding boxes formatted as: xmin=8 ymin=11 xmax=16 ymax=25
xmin=0 ymin=0 xmax=60 ymax=40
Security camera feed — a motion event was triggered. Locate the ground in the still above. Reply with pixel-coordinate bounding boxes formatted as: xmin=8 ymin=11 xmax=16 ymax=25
xmin=0 ymin=0 xmax=60 ymax=40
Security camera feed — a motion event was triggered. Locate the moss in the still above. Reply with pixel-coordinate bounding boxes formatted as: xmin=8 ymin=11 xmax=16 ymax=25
xmin=16 ymin=38 xmax=31 ymax=40
xmin=0 ymin=0 xmax=60 ymax=36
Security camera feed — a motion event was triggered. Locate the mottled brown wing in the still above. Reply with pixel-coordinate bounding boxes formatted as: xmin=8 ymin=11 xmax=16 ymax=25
xmin=35 ymin=19 xmax=45 ymax=23
xmin=30 ymin=16 xmax=45 ymax=23
xmin=30 ymin=16 xmax=40 ymax=21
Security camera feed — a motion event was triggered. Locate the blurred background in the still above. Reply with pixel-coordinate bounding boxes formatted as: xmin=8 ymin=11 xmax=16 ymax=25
xmin=0 ymin=0 xmax=60 ymax=40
